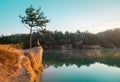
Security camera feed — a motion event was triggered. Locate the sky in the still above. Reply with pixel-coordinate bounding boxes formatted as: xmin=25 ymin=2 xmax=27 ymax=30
xmin=1 ymin=0 xmax=120 ymax=35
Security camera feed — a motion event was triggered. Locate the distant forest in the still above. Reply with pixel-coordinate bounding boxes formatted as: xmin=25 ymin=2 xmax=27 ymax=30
xmin=0 ymin=28 xmax=120 ymax=49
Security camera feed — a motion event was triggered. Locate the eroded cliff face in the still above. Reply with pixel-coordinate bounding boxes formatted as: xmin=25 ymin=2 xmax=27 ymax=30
xmin=0 ymin=44 xmax=44 ymax=82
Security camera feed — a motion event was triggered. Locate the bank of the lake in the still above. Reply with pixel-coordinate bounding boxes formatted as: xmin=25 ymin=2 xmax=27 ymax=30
xmin=0 ymin=44 xmax=44 ymax=82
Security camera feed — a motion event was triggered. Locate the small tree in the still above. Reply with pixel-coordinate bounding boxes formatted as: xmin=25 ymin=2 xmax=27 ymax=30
xmin=19 ymin=5 xmax=49 ymax=48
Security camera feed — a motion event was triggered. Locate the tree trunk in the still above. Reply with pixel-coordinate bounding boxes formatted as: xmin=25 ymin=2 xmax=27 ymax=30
xmin=30 ymin=27 xmax=32 ymax=48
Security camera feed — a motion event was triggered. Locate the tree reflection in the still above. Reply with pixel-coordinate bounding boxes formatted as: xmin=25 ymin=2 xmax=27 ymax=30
xmin=43 ymin=49 xmax=120 ymax=68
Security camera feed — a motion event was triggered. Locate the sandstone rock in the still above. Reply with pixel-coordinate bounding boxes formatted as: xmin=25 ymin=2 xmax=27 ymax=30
xmin=0 ymin=44 xmax=43 ymax=82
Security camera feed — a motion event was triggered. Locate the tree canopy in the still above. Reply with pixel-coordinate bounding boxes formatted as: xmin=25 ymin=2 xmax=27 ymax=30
xmin=19 ymin=5 xmax=49 ymax=48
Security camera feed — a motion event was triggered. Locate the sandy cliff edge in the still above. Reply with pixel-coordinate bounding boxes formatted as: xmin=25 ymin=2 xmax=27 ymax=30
xmin=0 ymin=44 xmax=44 ymax=82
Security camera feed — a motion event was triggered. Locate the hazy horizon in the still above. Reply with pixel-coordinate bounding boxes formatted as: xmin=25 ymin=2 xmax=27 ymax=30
xmin=1 ymin=0 xmax=120 ymax=35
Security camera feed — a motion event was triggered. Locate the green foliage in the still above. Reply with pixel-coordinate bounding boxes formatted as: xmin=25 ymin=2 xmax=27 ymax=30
xmin=98 ymin=28 xmax=120 ymax=48
xmin=1 ymin=28 xmax=120 ymax=49
xmin=19 ymin=5 xmax=49 ymax=28
xmin=19 ymin=5 xmax=49 ymax=48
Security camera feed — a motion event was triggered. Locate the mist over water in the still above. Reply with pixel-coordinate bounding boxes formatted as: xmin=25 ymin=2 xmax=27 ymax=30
xmin=42 ymin=49 xmax=120 ymax=82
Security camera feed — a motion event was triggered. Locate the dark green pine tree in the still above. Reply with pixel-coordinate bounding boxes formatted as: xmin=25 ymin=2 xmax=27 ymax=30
xmin=19 ymin=5 xmax=49 ymax=48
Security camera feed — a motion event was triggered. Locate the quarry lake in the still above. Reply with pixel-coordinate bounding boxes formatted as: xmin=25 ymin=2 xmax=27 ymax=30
xmin=42 ymin=49 xmax=120 ymax=82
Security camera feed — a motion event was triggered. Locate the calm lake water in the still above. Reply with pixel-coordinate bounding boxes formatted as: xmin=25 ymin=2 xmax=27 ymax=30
xmin=42 ymin=49 xmax=120 ymax=82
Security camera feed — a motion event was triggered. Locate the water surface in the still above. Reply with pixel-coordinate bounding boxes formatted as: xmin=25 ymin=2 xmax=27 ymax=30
xmin=42 ymin=49 xmax=120 ymax=82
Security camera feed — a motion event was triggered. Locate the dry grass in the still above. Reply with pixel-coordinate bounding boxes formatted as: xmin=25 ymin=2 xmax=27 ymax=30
xmin=9 ymin=43 xmax=23 ymax=49
xmin=0 ymin=50 xmax=19 ymax=73
xmin=0 ymin=44 xmax=43 ymax=82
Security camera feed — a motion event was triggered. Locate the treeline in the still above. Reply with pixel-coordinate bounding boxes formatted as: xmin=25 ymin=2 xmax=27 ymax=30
xmin=0 ymin=28 xmax=120 ymax=49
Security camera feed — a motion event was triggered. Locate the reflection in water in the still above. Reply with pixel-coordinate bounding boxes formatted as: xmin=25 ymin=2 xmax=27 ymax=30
xmin=43 ymin=62 xmax=120 ymax=82
xmin=42 ymin=49 xmax=120 ymax=82
xmin=43 ymin=49 xmax=120 ymax=68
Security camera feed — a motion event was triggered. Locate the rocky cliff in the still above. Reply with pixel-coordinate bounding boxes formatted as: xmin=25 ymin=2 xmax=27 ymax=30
xmin=0 ymin=44 xmax=44 ymax=82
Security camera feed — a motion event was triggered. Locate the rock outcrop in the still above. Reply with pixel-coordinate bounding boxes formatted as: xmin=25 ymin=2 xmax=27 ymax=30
xmin=0 ymin=44 xmax=44 ymax=82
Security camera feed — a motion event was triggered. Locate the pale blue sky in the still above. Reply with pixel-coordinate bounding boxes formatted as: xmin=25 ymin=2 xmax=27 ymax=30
xmin=1 ymin=0 xmax=120 ymax=35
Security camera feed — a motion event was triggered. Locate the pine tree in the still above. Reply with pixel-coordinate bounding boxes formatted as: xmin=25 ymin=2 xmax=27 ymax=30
xmin=19 ymin=5 xmax=49 ymax=48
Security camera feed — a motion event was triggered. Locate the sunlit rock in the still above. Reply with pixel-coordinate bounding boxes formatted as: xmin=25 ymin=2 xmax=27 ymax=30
xmin=0 ymin=44 xmax=43 ymax=82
